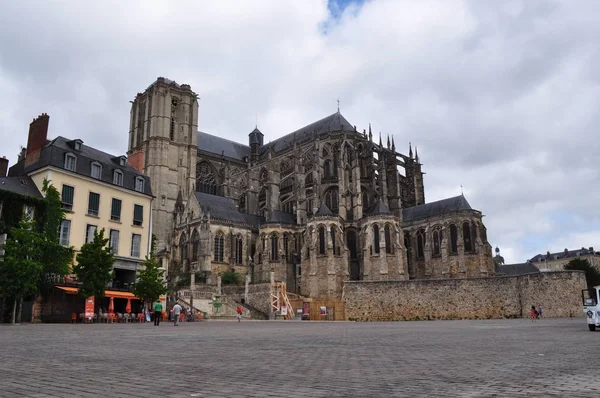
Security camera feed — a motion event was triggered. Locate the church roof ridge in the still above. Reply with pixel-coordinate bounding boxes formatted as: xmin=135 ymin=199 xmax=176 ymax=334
xmin=402 ymin=195 xmax=474 ymax=222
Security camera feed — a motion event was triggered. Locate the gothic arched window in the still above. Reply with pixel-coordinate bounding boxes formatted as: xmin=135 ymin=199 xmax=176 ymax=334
xmin=384 ymin=224 xmax=393 ymax=254
xmin=318 ymin=226 xmax=326 ymax=255
xmin=330 ymin=226 xmax=336 ymax=255
xmin=324 ymin=159 xmax=332 ymax=180
xmin=180 ymin=233 xmax=188 ymax=263
xmin=270 ymin=233 xmax=278 ymax=261
xmin=416 ymin=229 xmax=425 ymax=259
xmin=463 ymin=222 xmax=473 ymax=252
xmin=191 ymin=230 xmax=199 ymax=262
xmin=450 ymin=224 xmax=458 ymax=254
xmin=239 ymin=194 xmax=246 ymax=213
xmin=214 ymin=232 xmax=224 ymax=262
xmin=196 ymin=161 xmax=218 ymax=195
xmin=235 ymin=235 xmax=243 ymax=264
xmin=258 ymin=187 xmax=267 ymax=212
xmin=325 ymin=188 xmax=339 ymax=212
xmin=362 ymin=191 xmax=370 ymax=212
xmin=373 ymin=224 xmax=380 ymax=254
xmin=433 ymin=230 xmax=440 ymax=257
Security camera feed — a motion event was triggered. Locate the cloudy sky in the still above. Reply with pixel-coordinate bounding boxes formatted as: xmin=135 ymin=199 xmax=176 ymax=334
xmin=1 ymin=0 xmax=599 ymax=263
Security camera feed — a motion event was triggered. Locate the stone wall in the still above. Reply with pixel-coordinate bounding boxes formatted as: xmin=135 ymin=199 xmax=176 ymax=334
xmin=222 ymin=283 xmax=272 ymax=316
xmin=343 ymin=271 xmax=586 ymax=321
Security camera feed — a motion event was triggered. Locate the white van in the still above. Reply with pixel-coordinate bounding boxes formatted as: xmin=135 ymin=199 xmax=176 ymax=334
xmin=583 ymin=286 xmax=600 ymax=331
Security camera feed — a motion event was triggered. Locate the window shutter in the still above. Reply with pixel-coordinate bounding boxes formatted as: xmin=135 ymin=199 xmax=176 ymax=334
xmin=134 ymin=205 xmax=143 ymax=224
xmin=111 ymin=199 xmax=122 ymax=220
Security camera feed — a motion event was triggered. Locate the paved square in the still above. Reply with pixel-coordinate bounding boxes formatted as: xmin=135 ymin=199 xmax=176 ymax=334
xmin=0 ymin=318 xmax=599 ymax=397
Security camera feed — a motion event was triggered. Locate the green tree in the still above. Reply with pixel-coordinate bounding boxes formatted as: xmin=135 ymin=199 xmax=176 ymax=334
xmin=132 ymin=235 xmax=167 ymax=306
xmin=565 ymin=258 xmax=600 ymax=289
xmin=73 ymin=228 xmax=114 ymax=313
xmin=39 ymin=179 xmax=73 ymax=295
xmin=221 ymin=271 xmax=243 ymax=285
xmin=0 ymin=216 xmax=43 ymax=323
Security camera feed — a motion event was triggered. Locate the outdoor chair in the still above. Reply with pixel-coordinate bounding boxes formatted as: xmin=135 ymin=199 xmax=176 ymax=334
xmin=117 ymin=313 xmax=124 ymax=323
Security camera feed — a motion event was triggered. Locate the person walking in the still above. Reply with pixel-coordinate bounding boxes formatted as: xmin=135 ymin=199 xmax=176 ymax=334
xmin=538 ymin=305 xmax=543 ymax=318
xmin=236 ymin=306 xmax=243 ymax=322
xmin=530 ymin=305 xmax=538 ymax=322
xmin=153 ymin=299 xmax=163 ymax=326
xmin=173 ymin=303 xmax=182 ymax=326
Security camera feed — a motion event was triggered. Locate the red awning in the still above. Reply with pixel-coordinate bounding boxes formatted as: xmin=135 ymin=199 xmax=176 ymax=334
xmin=55 ymin=286 xmax=139 ymax=300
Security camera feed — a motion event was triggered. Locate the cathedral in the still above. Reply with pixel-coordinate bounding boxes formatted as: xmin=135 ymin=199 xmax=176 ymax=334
xmin=127 ymin=77 xmax=494 ymax=299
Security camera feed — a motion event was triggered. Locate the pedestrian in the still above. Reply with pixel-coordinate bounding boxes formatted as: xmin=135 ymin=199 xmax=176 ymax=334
xmin=530 ymin=305 xmax=538 ymax=322
xmin=236 ymin=306 xmax=243 ymax=322
xmin=173 ymin=303 xmax=182 ymax=326
xmin=538 ymin=305 xmax=543 ymax=318
xmin=153 ymin=299 xmax=163 ymax=326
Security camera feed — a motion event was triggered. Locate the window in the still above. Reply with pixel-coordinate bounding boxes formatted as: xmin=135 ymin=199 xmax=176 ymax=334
xmin=88 ymin=192 xmax=100 ymax=216
xmin=235 ymin=235 xmax=243 ymax=264
xmin=196 ymin=162 xmax=218 ymax=195
xmin=64 ymin=154 xmax=77 ymax=171
xmin=119 ymin=157 xmax=126 ymax=167
xmin=135 ymin=177 xmax=145 ymax=193
xmin=324 ymin=159 xmax=332 ymax=179
xmin=86 ymin=224 xmax=97 ymax=244
xmin=214 ymin=233 xmax=224 ymax=262
xmin=170 ymin=117 xmax=175 ymax=141
xmin=319 ymin=226 xmax=326 ymax=255
xmin=180 ymin=233 xmax=188 ymax=262
xmin=109 ymin=229 xmax=119 ymax=255
xmin=59 ymin=220 xmax=71 ymax=246
xmin=417 ymin=229 xmax=425 ymax=259
xmin=131 ymin=234 xmax=141 ymax=257
xmin=385 ymin=224 xmax=392 ymax=254
xmin=239 ymin=194 xmax=246 ymax=213
xmin=433 ymin=230 xmax=441 ymax=257
xmin=373 ymin=224 xmax=380 ymax=254
xmin=133 ymin=205 xmax=143 ymax=226
xmin=330 ymin=226 xmax=336 ymax=255
xmin=463 ymin=222 xmax=473 ymax=252
xmin=61 ymin=185 xmax=74 ymax=211
xmin=91 ymin=162 xmax=102 ymax=179
xmin=74 ymin=141 xmax=82 ymax=151
xmin=23 ymin=205 xmax=34 ymax=220
xmin=450 ymin=224 xmax=458 ymax=254
xmin=270 ymin=234 xmax=279 ymax=261
xmin=325 ymin=188 xmax=338 ymax=212
xmin=113 ymin=170 xmax=123 ymax=186
xmin=111 ymin=198 xmax=122 ymax=221
xmin=362 ymin=191 xmax=370 ymax=212
xmin=192 ymin=230 xmax=199 ymax=262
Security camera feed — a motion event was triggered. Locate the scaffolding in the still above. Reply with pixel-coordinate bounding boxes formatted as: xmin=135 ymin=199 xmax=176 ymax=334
xmin=270 ymin=282 xmax=294 ymax=320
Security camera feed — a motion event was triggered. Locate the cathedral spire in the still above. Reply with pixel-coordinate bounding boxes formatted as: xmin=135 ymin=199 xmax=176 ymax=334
xmin=415 ymin=146 xmax=419 ymax=163
xmin=368 ymin=123 xmax=372 ymax=141
xmin=409 ymin=142 xmax=413 ymax=158
xmin=387 ymin=134 xmax=390 ymax=149
xmin=391 ymin=136 xmax=395 ymax=152
xmin=379 ymin=132 xmax=382 ymax=148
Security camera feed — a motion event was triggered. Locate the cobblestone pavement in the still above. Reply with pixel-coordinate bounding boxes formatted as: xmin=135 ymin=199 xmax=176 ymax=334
xmin=0 ymin=318 xmax=599 ymax=397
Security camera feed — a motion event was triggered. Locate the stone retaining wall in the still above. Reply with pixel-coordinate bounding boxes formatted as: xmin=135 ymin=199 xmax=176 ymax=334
xmin=343 ymin=271 xmax=586 ymax=321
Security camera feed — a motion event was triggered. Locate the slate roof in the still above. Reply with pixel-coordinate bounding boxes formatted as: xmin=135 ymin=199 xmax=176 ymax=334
xmin=366 ymin=199 xmax=392 ymax=217
xmin=314 ymin=202 xmax=334 ymax=217
xmin=197 ymin=131 xmax=250 ymax=160
xmin=529 ymin=248 xmax=599 ymax=263
xmin=269 ymin=210 xmax=295 ymax=225
xmin=260 ymin=111 xmax=355 ymax=156
xmin=0 ymin=176 xmax=42 ymax=199
xmin=194 ymin=192 xmax=262 ymax=227
xmin=402 ymin=195 xmax=473 ymax=222
xmin=495 ymin=262 xmax=540 ymax=276
xmin=8 ymin=136 xmax=152 ymax=196
xmin=195 ymin=112 xmax=356 ymax=161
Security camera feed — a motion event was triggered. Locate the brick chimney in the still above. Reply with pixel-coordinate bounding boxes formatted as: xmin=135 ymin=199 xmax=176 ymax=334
xmin=0 ymin=156 xmax=8 ymax=178
xmin=25 ymin=113 xmax=50 ymax=168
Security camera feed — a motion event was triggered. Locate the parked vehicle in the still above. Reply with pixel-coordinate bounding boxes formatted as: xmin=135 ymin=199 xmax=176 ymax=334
xmin=583 ymin=286 xmax=600 ymax=331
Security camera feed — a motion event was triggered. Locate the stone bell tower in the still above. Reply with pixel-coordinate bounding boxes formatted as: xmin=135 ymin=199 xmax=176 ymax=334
xmin=127 ymin=77 xmax=199 ymax=251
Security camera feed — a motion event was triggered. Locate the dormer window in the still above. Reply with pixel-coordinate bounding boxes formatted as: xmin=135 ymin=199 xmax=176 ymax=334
xmin=113 ymin=170 xmax=123 ymax=186
xmin=119 ymin=156 xmax=126 ymax=167
xmin=64 ymin=153 xmax=77 ymax=171
xmin=91 ymin=162 xmax=102 ymax=179
xmin=135 ymin=177 xmax=145 ymax=192
xmin=72 ymin=139 xmax=83 ymax=151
